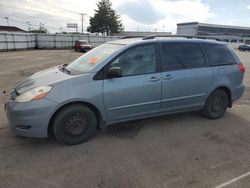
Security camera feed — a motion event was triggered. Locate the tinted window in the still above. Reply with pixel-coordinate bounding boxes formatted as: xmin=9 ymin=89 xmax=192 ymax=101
xmin=203 ymin=43 xmax=237 ymax=66
xmin=110 ymin=44 xmax=156 ymax=76
xmin=161 ymin=42 xmax=205 ymax=71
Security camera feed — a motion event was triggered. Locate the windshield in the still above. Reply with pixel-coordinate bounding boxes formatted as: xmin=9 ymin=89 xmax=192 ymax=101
xmin=79 ymin=41 xmax=87 ymax=45
xmin=67 ymin=43 xmax=124 ymax=75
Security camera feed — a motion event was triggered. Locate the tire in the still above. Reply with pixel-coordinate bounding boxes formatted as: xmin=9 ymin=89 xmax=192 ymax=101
xmin=202 ymin=90 xmax=229 ymax=119
xmin=53 ymin=104 xmax=97 ymax=145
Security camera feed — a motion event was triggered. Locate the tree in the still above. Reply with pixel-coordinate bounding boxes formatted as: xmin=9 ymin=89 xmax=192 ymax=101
xmin=29 ymin=28 xmax=48 ymax=33
xmin=87 ymin=0 xmax=123 ymax=35
xmin=29 ymin=24 xmax=48 ymax=33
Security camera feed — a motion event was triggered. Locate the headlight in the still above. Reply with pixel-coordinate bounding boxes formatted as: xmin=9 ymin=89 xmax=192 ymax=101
xmin=15 ymin=86 xmax=52 ymax=103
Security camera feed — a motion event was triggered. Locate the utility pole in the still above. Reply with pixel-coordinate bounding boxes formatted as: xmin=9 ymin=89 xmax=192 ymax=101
xmin=79 ymin=13 xmax=86 ymax=34
xmin=4 ymin=17 xmax=9 ymax=27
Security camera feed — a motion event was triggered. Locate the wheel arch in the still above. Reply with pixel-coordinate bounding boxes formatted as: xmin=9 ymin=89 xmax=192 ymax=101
xmin=47 ymin=101 xmax=104 ymax=137
xmin=209 ymin=86 xmax=232 ymax=107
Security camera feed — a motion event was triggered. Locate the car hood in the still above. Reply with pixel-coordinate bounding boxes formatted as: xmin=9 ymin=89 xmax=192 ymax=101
xmin=15 ymin=65 xmax=73 ymax=94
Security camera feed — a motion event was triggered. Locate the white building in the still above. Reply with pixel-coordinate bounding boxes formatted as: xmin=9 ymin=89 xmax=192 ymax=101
xmin=177 ymin=22 xmax=250 ymax=43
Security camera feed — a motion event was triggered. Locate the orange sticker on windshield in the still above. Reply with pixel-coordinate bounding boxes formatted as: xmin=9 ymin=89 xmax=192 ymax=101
xmin=88 ymin=57 xmax=98 ymax=64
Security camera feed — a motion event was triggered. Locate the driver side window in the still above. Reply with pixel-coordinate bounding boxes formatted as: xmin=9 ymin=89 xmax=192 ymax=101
xmin=110 ymin=44 xmax=156 ymax=76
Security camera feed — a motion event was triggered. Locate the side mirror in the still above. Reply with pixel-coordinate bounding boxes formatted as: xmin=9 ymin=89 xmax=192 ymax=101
xmin=107 ymin=67 xmax=122 ymax=78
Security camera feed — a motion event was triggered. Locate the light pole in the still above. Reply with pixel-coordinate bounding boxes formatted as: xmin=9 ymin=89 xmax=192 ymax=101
xmin=4 ymin=17 xmax=9 ymax=27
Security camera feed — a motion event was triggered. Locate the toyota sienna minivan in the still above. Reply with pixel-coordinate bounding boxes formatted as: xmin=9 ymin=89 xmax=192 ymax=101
xmin=5 ymin=36 xmax=245 ymax=145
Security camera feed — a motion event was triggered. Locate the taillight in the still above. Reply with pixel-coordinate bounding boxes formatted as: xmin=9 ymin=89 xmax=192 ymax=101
xmin=239 ymin=63 xmax=245 ymax=73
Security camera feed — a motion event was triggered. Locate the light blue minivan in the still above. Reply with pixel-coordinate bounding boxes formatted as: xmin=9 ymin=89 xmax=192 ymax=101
xmin=5 ymin=36 xmax=245 ymax=145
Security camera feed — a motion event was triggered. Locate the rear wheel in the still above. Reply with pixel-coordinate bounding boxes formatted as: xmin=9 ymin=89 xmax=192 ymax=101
xmin=53 ymin=104 xmax=97 ymax=145
xmin=202 ymin=90 xmax=228 ymax=119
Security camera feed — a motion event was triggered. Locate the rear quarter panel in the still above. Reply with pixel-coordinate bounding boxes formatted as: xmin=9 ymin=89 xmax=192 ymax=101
xmin=211 ymin=64 xmax=244 ymax=102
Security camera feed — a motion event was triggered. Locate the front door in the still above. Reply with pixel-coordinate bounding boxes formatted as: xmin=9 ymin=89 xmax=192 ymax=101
xmin=103 ymin=43 xmax=161 ymax=123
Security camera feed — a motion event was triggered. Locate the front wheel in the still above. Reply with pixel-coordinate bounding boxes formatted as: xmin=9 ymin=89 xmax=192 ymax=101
xmin=53 ymin=104 xmax=97 ymax=145
xmin=202 ymin=90 xmax=228 ymax=119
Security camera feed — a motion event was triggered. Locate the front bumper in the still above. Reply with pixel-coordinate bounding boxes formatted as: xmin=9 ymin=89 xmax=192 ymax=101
xmin=5 ymin=98 xmax=58 ymax=138
xmin=79 ymin=46 xmax=91 ymax=50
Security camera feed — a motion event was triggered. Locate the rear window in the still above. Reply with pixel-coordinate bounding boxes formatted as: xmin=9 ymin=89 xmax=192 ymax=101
xmin=203 ymin=43 xmax=237 ymax=66
xmin=80 ymin=41 xmax=88 ymax=44
xmin=161 ymin=42 xmax=205 ymax=71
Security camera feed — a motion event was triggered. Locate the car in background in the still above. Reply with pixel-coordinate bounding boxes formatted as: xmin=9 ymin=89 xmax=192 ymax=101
xmin=74 ymin=40 xmax=92 ymax=52
xmin=238 ymin=44 xmax=250 ymax=51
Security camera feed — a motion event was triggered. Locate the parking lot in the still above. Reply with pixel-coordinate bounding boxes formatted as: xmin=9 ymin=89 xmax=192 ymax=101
xmin=0 ymin=49 xmax=250 ymax=188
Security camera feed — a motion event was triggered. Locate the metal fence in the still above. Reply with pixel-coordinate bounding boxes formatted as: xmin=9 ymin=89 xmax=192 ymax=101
xmin=0 ymin=33 xmax=36 ymax=51
xmin=0 ymin=32 xmax=121 ymax=51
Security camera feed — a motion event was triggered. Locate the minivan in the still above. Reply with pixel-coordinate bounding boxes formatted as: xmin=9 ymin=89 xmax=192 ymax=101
xmin=5 ymin=36 xmax=245 ymax=145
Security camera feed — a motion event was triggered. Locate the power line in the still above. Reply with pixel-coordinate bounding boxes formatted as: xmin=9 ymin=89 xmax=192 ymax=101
xmin=0 ymin=3 xmax=82 ymax=22
xmin=0 ymin=3 xmax=78 ymax=21
xmin=4 ymin=17 xmax=63 ymax=32
xmin=1 ymin=2 xmax=92 ymax=33
xmin=43 ymin=1 xmax=91 ymax=17
xmin=1 ymin=9 xmax=79 ymax=31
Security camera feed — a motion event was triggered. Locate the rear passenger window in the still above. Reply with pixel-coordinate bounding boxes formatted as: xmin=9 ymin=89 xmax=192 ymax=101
xmin=203 ymin=43 xmax=237 ymax=66
xmin=161 ymin=42 xmax=205 ymax=71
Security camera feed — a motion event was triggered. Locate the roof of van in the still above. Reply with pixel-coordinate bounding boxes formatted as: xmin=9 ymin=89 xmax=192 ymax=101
xmin=107 ymin=37 xmax=225 ymax=46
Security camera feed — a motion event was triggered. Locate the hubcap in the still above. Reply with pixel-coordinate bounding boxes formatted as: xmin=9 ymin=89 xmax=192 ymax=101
xmin=65 ymin=113 xmax=87 ymax=136
xmin=210 ymin=96 xmax=224 ymax=113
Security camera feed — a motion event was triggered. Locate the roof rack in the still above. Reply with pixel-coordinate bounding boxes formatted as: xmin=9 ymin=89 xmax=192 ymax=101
xmin=142 ymin=34 xmax=223 ymax=41
xmin=120 ymin=36 xmax=146 ymax=39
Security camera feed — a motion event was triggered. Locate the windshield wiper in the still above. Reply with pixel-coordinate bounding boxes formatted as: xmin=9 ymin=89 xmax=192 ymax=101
xmin=60 ymin=64 xmax=71 ymax=74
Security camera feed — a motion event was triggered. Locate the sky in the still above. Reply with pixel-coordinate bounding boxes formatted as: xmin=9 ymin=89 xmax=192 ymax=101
xmin=1 ymin=0 xmax=250 ymax=34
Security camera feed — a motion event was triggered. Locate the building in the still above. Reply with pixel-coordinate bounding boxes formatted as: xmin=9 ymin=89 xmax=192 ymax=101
xmin=177 ymin=22 xmax=250 ymax=43
xmin=0 ymin=26 xmax=26 ymax=33
xmin=115 ymin=31 xmax=172 ymax=37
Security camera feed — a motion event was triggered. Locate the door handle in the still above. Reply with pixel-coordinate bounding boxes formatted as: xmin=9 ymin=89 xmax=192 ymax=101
xmin=148 ymin=76 xmax=160 ymax=82
xmin=163 ymin=74 xmax=174 ymax=80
